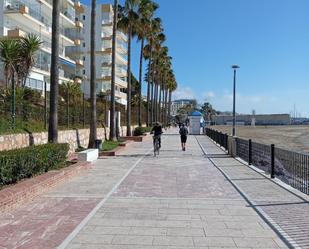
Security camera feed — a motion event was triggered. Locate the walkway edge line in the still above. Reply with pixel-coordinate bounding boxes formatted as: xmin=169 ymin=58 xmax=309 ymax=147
xmin=195 ymin=136 xmax=299 ymax=249
xmin=57 ymin=147 xmax=152 ymax=249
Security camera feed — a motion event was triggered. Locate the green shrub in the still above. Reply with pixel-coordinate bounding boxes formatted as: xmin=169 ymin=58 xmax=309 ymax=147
xmin=0 ymin=143 xmax=69 ymax=186
xmin=101 ymin=140 xmax=121 ymax=151
xmin=133 ymin=126 xmax=152 ymax=136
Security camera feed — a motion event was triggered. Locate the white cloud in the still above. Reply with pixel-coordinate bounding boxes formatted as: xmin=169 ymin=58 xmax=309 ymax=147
xmin=203 ymin=91 xmax=216 ymax=100
xmin=173 ymin=87 xmax=195 ymax=100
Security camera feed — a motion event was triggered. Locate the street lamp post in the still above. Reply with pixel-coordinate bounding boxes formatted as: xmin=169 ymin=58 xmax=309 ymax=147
xmin=231 ymin=65 xmax=240 ymax=136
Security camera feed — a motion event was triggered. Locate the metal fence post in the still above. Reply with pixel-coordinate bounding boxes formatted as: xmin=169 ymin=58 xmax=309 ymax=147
xmin=271 ymin=144 xmax=275 ymax=178
xmin=248 ymin=139 xmax=252 ymax=165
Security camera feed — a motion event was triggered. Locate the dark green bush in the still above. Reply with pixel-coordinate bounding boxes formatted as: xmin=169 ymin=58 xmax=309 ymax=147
xmin=133 ymin=126 xmax=152 ymax=136
xmin=0 ymin=143 xmax=69 ymax=186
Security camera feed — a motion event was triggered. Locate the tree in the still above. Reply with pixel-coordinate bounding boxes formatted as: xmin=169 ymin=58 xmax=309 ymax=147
xmin=110 ymin=0 xmax=118 ymax=141
xmin=48 ymin=0 xmax=60 ymax=143
xmin=0 ymin=39 xmax=20 ymax=129
xmin=200 ymin=102 xmax=217 ymax=123
xmin=143 ymin=17 xmax=161 ymax=126
xmin=88 ymin=0 xmax=97 ymax=148
xmin=0 ymin=35 xmax=42 ymax=129
xmin=118 ymin=0 xmax=141 ymax=136
xmin=136 ymin=0 xmax=158 ymax=127
xmin=19 ymin=34 xmax=42 ymax=87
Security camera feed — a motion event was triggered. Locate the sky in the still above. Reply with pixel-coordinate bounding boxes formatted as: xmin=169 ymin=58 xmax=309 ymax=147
xmin=82 ymin=0 xmax=309 ymax=117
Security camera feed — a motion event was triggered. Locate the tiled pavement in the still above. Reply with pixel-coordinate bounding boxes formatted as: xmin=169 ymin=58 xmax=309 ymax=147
xmin=0 ymin=131 xmax=306 ymax=248
xmin=196 ymin=136 xmax=309 ymax=249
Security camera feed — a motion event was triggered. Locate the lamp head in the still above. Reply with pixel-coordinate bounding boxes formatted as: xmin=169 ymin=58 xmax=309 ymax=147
xmin=231 ymin=65 xmax=240 ymax=69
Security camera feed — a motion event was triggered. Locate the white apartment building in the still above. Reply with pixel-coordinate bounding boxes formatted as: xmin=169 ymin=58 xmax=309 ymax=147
xmin=0 ymin=0 xmax=84 ymax=91
xmin=171 ymin=99 xmax=196 ymax=116
xmin=81 ymin=4 xmax=128 ymax=106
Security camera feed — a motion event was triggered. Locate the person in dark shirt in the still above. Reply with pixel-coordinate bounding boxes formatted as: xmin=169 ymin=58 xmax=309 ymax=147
xmin=151 ymin=122 xmax=163 ymax=148
xmin=179 ymin=123 xmax=189 ymax=151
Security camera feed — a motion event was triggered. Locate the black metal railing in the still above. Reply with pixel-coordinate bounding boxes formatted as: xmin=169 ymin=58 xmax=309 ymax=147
xmin=205 ymin=128 xmax=228 ymax=150
xmin=274 ymin=147 xmax=309 ymax=195
xmin=206 ymin=128 xmax=309 ymax=195
xmin=236 ymin=138 xmax=249 ymax=163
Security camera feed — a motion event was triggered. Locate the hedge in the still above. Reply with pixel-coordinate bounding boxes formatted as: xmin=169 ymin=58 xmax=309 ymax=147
xmin=133 ymin=126 xmax=152 ymax=136
xmin=0 ymin=143 xmax=69 ymax=186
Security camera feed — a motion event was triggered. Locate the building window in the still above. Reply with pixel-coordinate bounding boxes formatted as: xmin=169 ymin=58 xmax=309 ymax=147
xmin=83 ymin=42 xmax=85 ymax=47
xmin=83 ymin=56 xmax=85 ymax=61
xmin=83 ymin=69 xmax=86 ymax=74
xmin=83 ymin=15 xmax=85 ymax=20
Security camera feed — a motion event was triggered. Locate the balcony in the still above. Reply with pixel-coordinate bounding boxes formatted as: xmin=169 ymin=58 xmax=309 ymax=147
xmin=116 ymin=67 xmax=127 ymax=77
xmin=7 ymin=28 xmax=26 ymax=38
xmin=75 ymin=59 xmax=84 ymax=67
xmin=116 ymin=53 xmax=127 ymax=65
xmin=74 ymin=39 xmax=81 ymax=45
xmin=74 ymin=1 xmax=84 ymax=13
xmin=115 ymin=91 xmax=127 ymax=100
xmin=117 ymin=44 xmax=127 ymax=54
xmin=115 ymin=76 xmax=127 ymax=88
xmin=75 ymin=20 xmax=84 ymax=28
xmin=101 ymin=47 xmax=112 ymax=54
xmin=102 ymin=60 xmax=112 ymax=66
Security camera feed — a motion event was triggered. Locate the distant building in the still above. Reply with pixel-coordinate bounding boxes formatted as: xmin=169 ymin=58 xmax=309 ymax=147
xmin=171 ymin=99 xmax=195 ymax=116
xmin=215 ymin=114 xmax=291 ymax=125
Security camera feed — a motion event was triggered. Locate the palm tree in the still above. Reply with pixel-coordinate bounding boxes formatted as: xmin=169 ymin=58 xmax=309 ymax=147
xmin=88 ymin=0 xmax=97 ymax=148
xmin=150 ymin=32 xmax=165 ymax=123
xmin=118 ymin=0 xmax=140 ymax=136
xmin=136 ymin=0 xmax=158 ymax=127
xmin=48 ymin=0 xmax=60 ymax=143
xmin=0 ymin=38 xmax=20 ymax=129
xmin=168 ymin=77 xmax=177 ymax=123
xmin=110 ymin=0 xmax=118 ymax=141
xmin=142 ymin=17 xmax=161 ymax=126
xmin=19 ymin=34 xmax=42 ymax=87
xmin=59 ymin=81 xmax=81 ymax=127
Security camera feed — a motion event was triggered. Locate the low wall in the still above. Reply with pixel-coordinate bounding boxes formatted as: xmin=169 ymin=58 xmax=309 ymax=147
xmin=0 ymin=125 xmax=135 ymax=153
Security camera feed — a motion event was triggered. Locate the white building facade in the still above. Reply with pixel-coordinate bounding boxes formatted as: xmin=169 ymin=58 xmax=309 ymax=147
xmin=81 ymin=4 xmax=128 ymax=106
xmin=0 ymin=0 xmax=85 ymax=91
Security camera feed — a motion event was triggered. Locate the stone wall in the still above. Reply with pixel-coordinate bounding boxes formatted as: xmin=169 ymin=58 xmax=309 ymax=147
xmin=0 ymin=126 xmax=133 ymax=153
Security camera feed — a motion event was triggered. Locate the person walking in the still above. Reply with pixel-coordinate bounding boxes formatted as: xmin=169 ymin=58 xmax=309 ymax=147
xmin=179 ymin=123 xmax=188 ymax=151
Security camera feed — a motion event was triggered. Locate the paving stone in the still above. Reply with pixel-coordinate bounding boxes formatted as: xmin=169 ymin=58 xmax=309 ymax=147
xmin=0 ymin=132 xmax=295 ymax=249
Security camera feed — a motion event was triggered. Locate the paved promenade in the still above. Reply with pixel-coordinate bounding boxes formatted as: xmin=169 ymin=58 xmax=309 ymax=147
xmin=0 ymin=131 xmax=308 ymax=248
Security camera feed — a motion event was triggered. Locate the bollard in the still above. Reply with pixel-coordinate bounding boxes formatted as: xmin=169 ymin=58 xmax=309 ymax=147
xmin=248 ymin=139 xmax=252 ymax=165
xmin=271 ymin=144 xmax=275 ymax=178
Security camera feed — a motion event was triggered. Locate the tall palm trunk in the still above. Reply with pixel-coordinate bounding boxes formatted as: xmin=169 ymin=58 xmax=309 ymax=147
xmin=48 ymin=0 xmax=60 ymax=143
xmin=151 ymin=62 xmax=155 ymax=124
xmin=146 ymin=43 xmax=152 ymax=127
xmin=138 ymin=38 xmax=144 ymax=127
xmin=154 ymin=79 xmax=159 ymax=122
xmin=88 ymin=0 xmax=97 ymax=148
xmin=126 ymin=25 xmax=132 ymax=136
xmin=11 ymin=71 xmax=16 ymax=129
xmin=161 ymin=87 xmax=165 ymax=124
xmin=150 ymin=81 xmax=154 ymax=125
xmin=168 ymin=89 xmax=172 ymax=124
xmin=146 ymin=60 xmax=151 ymax=126
xmin=164 ymin=88 xmax=168 ymax=125
xmin=158 ymin=84 xmax=161 ymax=123
xmin=110 ymin=0 xmax=118 ymax=141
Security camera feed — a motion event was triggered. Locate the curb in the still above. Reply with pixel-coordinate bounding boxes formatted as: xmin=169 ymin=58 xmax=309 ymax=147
xmin=0 ymin=161 xmax=90 ymax=213
xmin=99 ymin=141 xmax=132 ymax=157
